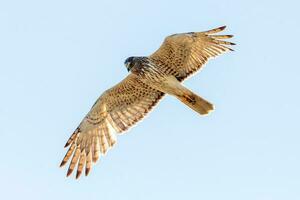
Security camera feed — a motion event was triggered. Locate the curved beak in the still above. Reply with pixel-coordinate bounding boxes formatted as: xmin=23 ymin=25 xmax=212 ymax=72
xmin=126 ymin=63 xmax=131 ymax=72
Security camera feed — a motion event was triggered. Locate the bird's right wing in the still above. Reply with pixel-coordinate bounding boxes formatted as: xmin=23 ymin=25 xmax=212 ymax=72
xmin=60 ymin=74 xmax=164 ymax=179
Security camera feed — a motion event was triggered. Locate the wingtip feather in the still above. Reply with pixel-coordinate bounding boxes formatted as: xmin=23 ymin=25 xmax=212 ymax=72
xmin=64 ymin=143 xmax=70 ymax=148
xmin=76 ymin=170 xmax=83 ymax=179
xmin=219 ymin=25 xmax=226 ymax=30
xmin=60 ymin=160 xmax=67 ymax=168
xmin=66 ymin=169 xmax=73 ymax=177
xmin=203 ymin=25 xmax=228 ymax=34
xmin=85 ymin=167 xmax=91 ymax=176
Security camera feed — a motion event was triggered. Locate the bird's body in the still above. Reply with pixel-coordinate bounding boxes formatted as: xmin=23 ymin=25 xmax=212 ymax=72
xmin=60 ymin=26 xmax=235 ymax=179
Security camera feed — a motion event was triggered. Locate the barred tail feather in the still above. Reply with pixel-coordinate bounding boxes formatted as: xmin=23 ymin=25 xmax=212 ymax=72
xmin=177 ymin=91 xmax=214 ymax=115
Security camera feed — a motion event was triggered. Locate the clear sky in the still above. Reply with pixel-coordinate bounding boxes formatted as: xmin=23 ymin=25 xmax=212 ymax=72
xmin=0 ymin=0 xmax=299 ymax=199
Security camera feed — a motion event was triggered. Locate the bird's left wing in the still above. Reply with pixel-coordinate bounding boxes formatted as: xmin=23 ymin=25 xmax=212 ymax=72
xmin=60 ymin=74 xmax=164 ymax=179
xmin=149 ymin=26 xmax=235 ymax=81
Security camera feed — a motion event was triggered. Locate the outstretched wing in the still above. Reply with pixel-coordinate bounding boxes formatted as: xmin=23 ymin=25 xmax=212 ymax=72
xmin=60 ymin=74 xmax=164 ymax=179
xmin=149 ymin=26 xmax=235 ymax=81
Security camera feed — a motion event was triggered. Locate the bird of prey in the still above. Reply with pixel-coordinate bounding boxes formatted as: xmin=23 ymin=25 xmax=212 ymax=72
xmin=60 ymin=26 xmax=235 ymax=179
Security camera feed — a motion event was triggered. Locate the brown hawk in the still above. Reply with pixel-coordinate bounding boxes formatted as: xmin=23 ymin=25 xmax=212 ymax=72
xmin=60 ymin=26 xmax=235 ymax=179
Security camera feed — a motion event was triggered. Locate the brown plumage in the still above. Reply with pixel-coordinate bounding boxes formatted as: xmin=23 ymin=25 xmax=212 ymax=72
xmin=60 ymin=26 xmax=235 ymax=179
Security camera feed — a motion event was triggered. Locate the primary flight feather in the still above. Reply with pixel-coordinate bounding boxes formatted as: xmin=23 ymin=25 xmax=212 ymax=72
xmin=60 ymin=26 xmax=235 ymax=179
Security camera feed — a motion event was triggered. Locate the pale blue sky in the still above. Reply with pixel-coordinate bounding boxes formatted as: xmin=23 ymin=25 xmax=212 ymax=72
xmin=0 ymin=0 xmax=299 ymax=199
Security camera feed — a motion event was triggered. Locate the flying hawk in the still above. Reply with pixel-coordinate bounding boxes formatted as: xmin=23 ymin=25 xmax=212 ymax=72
xmin=60 ymin=26 xmax=235 ymax=179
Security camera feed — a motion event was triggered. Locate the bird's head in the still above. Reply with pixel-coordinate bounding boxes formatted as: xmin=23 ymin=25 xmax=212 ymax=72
xmin=124 ymin=56 xmax=136 ymax=72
